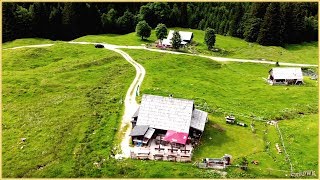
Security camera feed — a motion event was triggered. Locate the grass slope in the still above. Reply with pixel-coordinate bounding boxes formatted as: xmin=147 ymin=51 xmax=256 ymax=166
xmin=2 ymin=43 xmax=135 ymax=177
xmin=2 ymin=37 xmax=318 ymax=178
xmin=74 ymin=28 xmax=318 ymax=64
xmin=74 ymin=32 xmax=157 ymax=46
xmin=279 ymin=114 xmax=318 ymax=173
xmin=122 ymin=49 xmax=318 ymax=178
xmin=2 ymin=42 xmax=225 ymax=178
xmin=2 ymin=38 xmax=57 ymax=49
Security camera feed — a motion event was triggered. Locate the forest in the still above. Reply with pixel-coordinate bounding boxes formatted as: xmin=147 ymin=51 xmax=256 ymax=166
xmin=3 ymin=2 xmax=318 ymax=46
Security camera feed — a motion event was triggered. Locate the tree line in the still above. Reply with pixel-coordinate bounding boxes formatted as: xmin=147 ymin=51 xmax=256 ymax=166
xmin=3 ymin=2 xmax=318 ymax=46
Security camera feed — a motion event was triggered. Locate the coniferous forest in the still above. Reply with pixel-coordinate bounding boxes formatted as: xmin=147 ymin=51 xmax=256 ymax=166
xmin=3 ymin=2 xmax=318 ymax=46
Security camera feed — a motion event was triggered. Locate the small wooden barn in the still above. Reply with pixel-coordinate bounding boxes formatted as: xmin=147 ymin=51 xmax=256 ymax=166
xmin=267 ymin=67 xmax=303 ymax=85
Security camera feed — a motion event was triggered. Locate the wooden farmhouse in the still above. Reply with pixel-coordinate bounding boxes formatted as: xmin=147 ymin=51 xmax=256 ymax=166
xmin=267 ymin=67 xmax=304 ymax=85
xmin=129 ymin=94 xmax=208 ymax=161
xmin=162 ymin=30 xmax=194 ymax=47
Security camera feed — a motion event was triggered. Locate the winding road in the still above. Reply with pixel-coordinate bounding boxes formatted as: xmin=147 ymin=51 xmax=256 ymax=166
xmin=68 ymin=41 xmax=145 ymax=158
xmin=4 ymin=42 xmax=318 ymax=159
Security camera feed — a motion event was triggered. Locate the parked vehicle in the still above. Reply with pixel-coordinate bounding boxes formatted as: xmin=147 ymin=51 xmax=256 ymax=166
xmin=225 ymin=115 xmax=235 ymax=124
xmin=95 ymin=44 xmax=104 ymax=48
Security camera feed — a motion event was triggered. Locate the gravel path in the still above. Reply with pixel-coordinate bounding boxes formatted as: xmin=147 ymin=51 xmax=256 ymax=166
xmin=68 ymin=42 xmax=145 ymax=158
xmin=118 ymin=45 xmax=318 ymax=67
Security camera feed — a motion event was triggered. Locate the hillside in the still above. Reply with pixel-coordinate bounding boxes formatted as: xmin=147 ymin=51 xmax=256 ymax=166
xmin=123 ymin=49 xmax=318 ymax=178
xmin=74 ymin=28 xmax=318 ymax=65
xmin=2 ymin=34 xmax=318 ymax=178
xmin=2 ymin=43 xmax=135 ymax=177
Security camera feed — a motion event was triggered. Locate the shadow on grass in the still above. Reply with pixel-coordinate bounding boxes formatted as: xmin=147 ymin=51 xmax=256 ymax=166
xmin=192 ymin=120 xmax=232 ymax=160
xmin=284 ymin=41 xmax=318 ymax=51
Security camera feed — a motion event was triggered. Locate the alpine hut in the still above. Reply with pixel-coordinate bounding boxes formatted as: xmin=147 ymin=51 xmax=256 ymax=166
xmin=130 ymin=94 xmax=208 ymax=147
xmin=162 ymin=30 xmax=194 ymax=47
xmin=267 ymin=67 xmax=304 ymax=85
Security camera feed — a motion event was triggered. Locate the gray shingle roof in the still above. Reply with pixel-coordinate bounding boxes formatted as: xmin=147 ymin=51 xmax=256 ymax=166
xmin=144 ymin=128 xmax=155 ymax=139
xmin=136 ymin=94 xmax=194 ymax=133
xmin=132 ymin=107 xmax=140 ymax=118
xmin=270 ymin=67 xmax=303 ymax=80
xmin=129 ymin=125 xmax=149 ymax=136
xmin=191 ymin=109 xmax=208 ymax=131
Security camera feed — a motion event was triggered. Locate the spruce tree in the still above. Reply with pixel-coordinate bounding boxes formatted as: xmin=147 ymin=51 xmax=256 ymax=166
xmin=280 ymin=3 xmax=294 ymax=44
xmin=171 ymin=31 xmax=181 ymax=49
xmin=30 ymin=3 xmax=49 ymax=37
xmin=48 ymin=6 xmax=62 ymax=40
xmin=3 ymin=3 xmax=17 ymax=42
xmin=116 ymin=10 xmax=136 ymax=33
xmin=62 ymin=3 xmax=78 ymax=39
xmin=101 ymin=8 xmax=117 ymax=33
xmin=291 ymin=4 xmax=307 ymax=43
xmin=244 ymin=18 xmax=262 ymax=42
xmin=257 ymin=3 xmax=282 ymax=46
xmin=204 ymin=28 xmax=216 ymax=50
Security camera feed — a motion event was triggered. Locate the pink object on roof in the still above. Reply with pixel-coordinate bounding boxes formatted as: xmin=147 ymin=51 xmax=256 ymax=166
xmin=163 ymin=130 xmax=189 ymax=145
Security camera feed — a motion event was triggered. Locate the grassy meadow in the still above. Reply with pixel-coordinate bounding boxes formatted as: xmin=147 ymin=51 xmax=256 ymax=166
xmin=2 ymin=43 xmax=136 ymax=177
xmin=2 ymin=38 xmax=58 ymax=49
xmin=1 ymin=42 xmax=229 ymax=178
xmin=2 ymin=32 xmax=318 ymax=178
xmin=75 ymin=28 xmax=318 ymax=65
xmin=123 ymin=49 xmax=318 ymax=178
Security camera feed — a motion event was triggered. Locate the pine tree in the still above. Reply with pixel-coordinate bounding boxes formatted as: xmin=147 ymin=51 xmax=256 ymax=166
xmin=48 ymin=6 xmax=62 ymax=40
xmin=171 ymin=31 xmax=181 ymax=49
xmin=251 ymin=2 xmax=269 ymax=18
xmin=14 ymin=5 xmax=33 ymax=39
xmin=116 ymin=10 xmax=136 ymax=33
xmin=244 ymin=18 xmax=262 ymax=42
xmin=219 ymin=20 xmax=226 ymax=34
xmin=280 ymin=3 xmax=294 ymax=44
xmin=62 ymin=3 xmax=78 ymax=39
xmin=228 ymin=3 xmax=244 ymax=37
xmin=204 ymin=28 xmax=216 ymax=50
xmin=3 ymin=3 xmax=17 ymax=42
xmin=304 ymin=16 xmax=318 ymax=42
xmin=30 ymin=2 xmax=50 ymax=37
xmin=101 ymin=8 xmax=117 ymax=33
xmin=291 ymin=4 xmax=307 ymax=43
xmin=257 ymin=3 xmax=282 ymax=46
xmin=169 ymin=3 xmax=181 ymax=27
xmin=180 ymin=3 xmax=188 ymax=27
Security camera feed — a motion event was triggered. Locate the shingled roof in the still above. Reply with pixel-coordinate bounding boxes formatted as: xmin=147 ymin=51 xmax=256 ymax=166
xmin=129 ymin=125 xmax=149 ymax=136
xmin=191 ymin=109 xmax=208 ymax=131
xmin=270 ymin=67 xmax=303 ymax=80
xmin=136 ymin=94 xmax=194 ymax=133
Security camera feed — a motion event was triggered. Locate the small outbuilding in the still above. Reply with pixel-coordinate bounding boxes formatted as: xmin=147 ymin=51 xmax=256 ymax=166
xmin=267 ymin=67 xmax=303 ymax=85
xmin=161 ymin=30 xmax=194 ymax=47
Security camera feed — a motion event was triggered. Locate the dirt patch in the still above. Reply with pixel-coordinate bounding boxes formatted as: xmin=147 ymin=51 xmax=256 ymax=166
xmin=211 ymin=123 xmax=225 ymax=132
